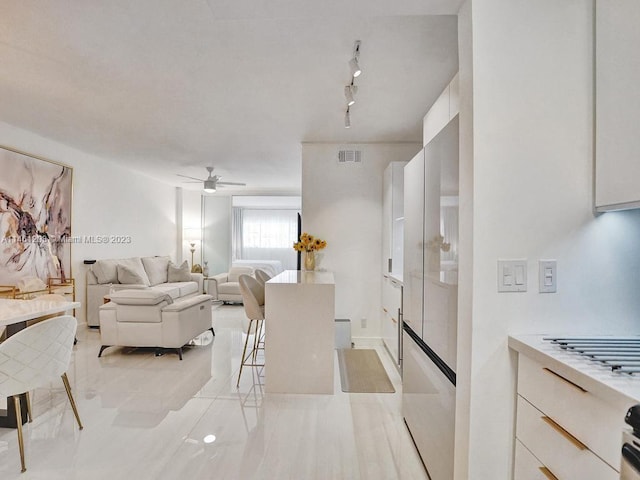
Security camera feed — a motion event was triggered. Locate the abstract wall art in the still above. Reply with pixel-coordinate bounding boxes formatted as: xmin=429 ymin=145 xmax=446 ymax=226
xmin=0 ymin=146 xmax=73 ymax=284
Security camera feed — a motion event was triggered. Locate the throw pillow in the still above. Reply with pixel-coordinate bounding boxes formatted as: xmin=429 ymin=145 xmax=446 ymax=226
xmin=167 ymin=260 xmax=191 ymax=282
xmin=92 ymin=259 xmax=119 ymax=284
xmin=117 ymin=264 xmax=147 ymax=285
xmin=141 ymin=256 xmax=170 ymax=286
xmin=117 ymin=257 xmax=151 ymax=286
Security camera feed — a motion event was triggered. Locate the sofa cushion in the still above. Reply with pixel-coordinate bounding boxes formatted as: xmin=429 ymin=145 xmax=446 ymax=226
xmin=92 ymin=259 xmax=120 ymax=284
xmin=168 ymin=261 xmax=191 ymax=282
xmin=116 ymin=258 xmax=151 ymax=286
xmin=177 ymin=281 xmax=199 ymax=297
xmin=153 ymin=284 xmax=182 ymax=300
xmin=109 ymin=288 xmax=173 ymax=306
xmin=117 ymin=264 xmax=148 ymax=285
xmin=141 ymin=256 xmax=170 ymax=286
xmin=219 ymin=282 xmax=240 ymax=295
xmin=227 ymin=266 xmax=253 ymax=283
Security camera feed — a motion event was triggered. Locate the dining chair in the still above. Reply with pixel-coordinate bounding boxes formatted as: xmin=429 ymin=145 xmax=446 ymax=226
xmin=254 ymin=269 xmax=272 ymax=287
xmin=237 ymin=274 xmax=265 ymax=387
xmin=0 ymin=315 xmax=83 ymax=472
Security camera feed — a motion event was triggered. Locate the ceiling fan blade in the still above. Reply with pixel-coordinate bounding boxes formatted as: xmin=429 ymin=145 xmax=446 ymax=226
xmin=176 ymin=173 xmax=204 ymax=181
xmin=181 ymin=180 xmax=202 ymax=183
xmin=217 ymin=181 xmax=247 ymax=186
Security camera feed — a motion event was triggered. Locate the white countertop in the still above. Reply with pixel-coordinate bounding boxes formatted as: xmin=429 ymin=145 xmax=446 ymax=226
xmin=509 ymin=334 xmax=640 ymax=408
xmin=0 ymin=299 xmax=80 ymax=327
xmin=268 ymin=270 xmax=335 ymax=285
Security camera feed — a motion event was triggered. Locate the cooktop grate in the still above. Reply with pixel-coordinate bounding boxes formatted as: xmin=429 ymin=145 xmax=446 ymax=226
xmin=544 ymin=336 xmax=640 ymax=374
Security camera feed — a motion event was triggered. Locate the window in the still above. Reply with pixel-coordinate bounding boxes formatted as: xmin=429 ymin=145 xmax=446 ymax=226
xmin=232 ymin=207 xmax=299 ymax=270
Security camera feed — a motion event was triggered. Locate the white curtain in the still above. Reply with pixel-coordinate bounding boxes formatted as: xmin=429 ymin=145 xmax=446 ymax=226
xmin=234 ymin=209 xmax=299 ymax=270
xmin=232 ymin=207 xmax=243 ymax=261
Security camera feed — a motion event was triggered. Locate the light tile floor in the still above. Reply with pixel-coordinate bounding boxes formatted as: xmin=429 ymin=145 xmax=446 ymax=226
xmin=0 ymin=305 xmax=428 ymax=479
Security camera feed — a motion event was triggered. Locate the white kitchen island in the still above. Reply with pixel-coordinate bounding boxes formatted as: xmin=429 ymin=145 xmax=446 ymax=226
xmin=265 ymin=270 xmax=335 ymax=394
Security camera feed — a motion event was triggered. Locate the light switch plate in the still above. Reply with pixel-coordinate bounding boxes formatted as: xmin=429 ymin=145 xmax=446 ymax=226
xmin=498 ymin=260 xmax=527 ymax=292
xmin=539 ymin=260 xmax=557 ymax=293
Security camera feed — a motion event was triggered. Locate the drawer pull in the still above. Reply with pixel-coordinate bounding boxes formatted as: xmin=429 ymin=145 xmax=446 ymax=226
xmin=542 ymin=367 xmax=587 ymax=393
xmin=541 ymin=416 xmax=587 ymax=451
xmin=538 ymin=467 xmax=558 ymax=480
xmin=391 ymin=317 xmax=397 ymax=324
xmin=383 ymin=308 xmax=388 ymax=313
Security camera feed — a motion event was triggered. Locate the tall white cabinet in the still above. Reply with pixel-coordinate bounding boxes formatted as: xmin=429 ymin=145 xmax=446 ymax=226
xmin=595 ymin=0 xmax=640 ymax=211
xmin=403 ymin=114 xmax=459 ymax=480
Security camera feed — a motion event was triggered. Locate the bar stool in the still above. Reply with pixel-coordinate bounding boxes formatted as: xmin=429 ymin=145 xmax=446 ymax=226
xmin=237 ymin=274 xmax=265 ymax=387
xmin=254 ymin=269 xmax=272 ymax=286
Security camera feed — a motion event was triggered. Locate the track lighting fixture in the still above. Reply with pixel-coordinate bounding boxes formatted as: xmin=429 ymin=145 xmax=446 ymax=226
xmin=349 ymin=40 xmax=362 ymax=78
xmin=342 ymin=40 xmax=360 ymax=128
xmin=344 ymin=84 xmax=357 ymax=106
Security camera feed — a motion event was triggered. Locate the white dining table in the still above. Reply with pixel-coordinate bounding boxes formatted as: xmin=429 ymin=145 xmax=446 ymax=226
xmin=0 ymin=298 xmax=80 ymax=328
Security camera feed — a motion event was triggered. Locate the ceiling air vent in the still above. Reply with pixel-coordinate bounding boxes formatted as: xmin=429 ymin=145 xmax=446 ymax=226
xmin=337 ymin=149 xmax=362 ymax=164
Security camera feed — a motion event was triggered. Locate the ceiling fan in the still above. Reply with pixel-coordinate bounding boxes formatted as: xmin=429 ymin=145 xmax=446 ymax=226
xmin=177 ymin=166 xmax=246 ymax=193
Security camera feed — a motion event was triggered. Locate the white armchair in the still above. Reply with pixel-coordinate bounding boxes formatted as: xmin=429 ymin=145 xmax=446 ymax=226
xmin=207 ymin=266 xmax=253 ymax=303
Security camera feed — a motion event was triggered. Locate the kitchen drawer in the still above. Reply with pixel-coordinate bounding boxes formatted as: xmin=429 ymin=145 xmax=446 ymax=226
xmin=514 ymin=439 xmax=554 ymax=480
xmin=517 ymin=354 xmax=624 ymax=469
xmin=516 ymin=395 xmax=618 ymax=480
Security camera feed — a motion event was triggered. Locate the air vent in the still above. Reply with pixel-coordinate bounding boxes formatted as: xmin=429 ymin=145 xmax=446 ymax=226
xmin=337 ymin=149 xmax=362 ymax=164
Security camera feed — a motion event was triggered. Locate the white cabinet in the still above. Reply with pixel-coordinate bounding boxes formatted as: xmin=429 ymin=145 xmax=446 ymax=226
xmin=514 ymin=354 xmax=625 ymax=479
xmin=382 ymin=161 xmax=407 ymax=276
xmin=381 ymin=274 xmax=402 ymax=368
xmin=423 ymin=72 xmax=459 ymax=146
xmin=595 ymin=1 xmax=640 ymax=211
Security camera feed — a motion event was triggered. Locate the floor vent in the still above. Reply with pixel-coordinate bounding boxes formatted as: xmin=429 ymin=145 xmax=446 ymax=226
xmin=338 ymin=149 xmax=362 ymax=164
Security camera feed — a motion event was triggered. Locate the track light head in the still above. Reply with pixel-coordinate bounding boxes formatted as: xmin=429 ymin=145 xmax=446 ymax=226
xmin=349 ymin=58 xmax=361 ymax=78
xmin=344 ymin=85 xmax=357 ymax=106
xmin=345 ymin=108 xmax=351 ymax=128
xmin=349 ymin=40 xmax=362 ymax=78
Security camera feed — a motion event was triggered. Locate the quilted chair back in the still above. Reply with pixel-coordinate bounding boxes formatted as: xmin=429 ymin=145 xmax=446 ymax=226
xmin=254 ymin=269 xmax=272 ymax=286
xmin=0 ymin=315 xmax=77 ymax=397
xmin=239 ymin=275 xmax=265 ymax=321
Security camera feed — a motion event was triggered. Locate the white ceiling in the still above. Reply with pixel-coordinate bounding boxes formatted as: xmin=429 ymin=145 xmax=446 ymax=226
xmin=0 ymin=0 xmax=461 ymax=195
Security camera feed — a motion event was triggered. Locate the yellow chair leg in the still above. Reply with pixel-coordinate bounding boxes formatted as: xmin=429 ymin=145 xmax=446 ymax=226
xmin=237 ymin=319 xmax=254 ymax=387
xmin=13 ymin=395 xmax=26 ymax=472
xmin=61 ymin=373 xmax=83 ymax=430
xmin=25 ymin=391 xmax=32 ymax=423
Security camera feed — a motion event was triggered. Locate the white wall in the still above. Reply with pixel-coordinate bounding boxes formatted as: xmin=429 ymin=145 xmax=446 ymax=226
xmin=458 ymin=1 xmax=640 ymax=478
xmin=302 ymin=143 xmax=421 ymax=340
xmin=0 ymin=121 xmax=177 ymax=323
xmin=181 ymin=189 xmax=203 ymax=269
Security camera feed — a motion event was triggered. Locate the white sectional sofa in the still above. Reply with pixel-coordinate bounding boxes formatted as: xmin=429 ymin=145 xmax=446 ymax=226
xmin=86 ymin=256 xmax=203 ymax=327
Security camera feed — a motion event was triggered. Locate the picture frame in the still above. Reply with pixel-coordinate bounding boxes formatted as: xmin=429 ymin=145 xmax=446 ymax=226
xmin=0 ymin=145 xmax=73 ymax=284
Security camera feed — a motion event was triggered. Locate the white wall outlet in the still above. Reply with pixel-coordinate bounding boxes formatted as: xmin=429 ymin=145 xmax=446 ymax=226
xmin=497 ymin=259 xmax=527 ymax=292
xmin=539 ymin=260 xmax=557 ymax=293
xmin=361 ymin=317 xmax=367 ymax=328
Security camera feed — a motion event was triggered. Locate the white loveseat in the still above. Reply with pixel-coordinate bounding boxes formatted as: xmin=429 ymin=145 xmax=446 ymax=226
xmin=86 ymin=256 xmax=203 ymax=327
xmin=98 ymin=289 xmax=214 ymax=360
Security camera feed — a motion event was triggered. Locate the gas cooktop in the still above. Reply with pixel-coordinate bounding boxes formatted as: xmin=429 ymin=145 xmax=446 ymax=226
xmin=545 ymin=336 xmax=640 ymax=374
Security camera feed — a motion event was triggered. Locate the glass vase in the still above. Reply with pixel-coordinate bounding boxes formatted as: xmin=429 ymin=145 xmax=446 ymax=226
xmin=304 ymin=251 xmax=316 ymax=271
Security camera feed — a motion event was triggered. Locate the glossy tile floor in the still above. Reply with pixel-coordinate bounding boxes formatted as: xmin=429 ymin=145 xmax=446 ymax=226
xmin=0 ymin=305 xmax=428 ymax=479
